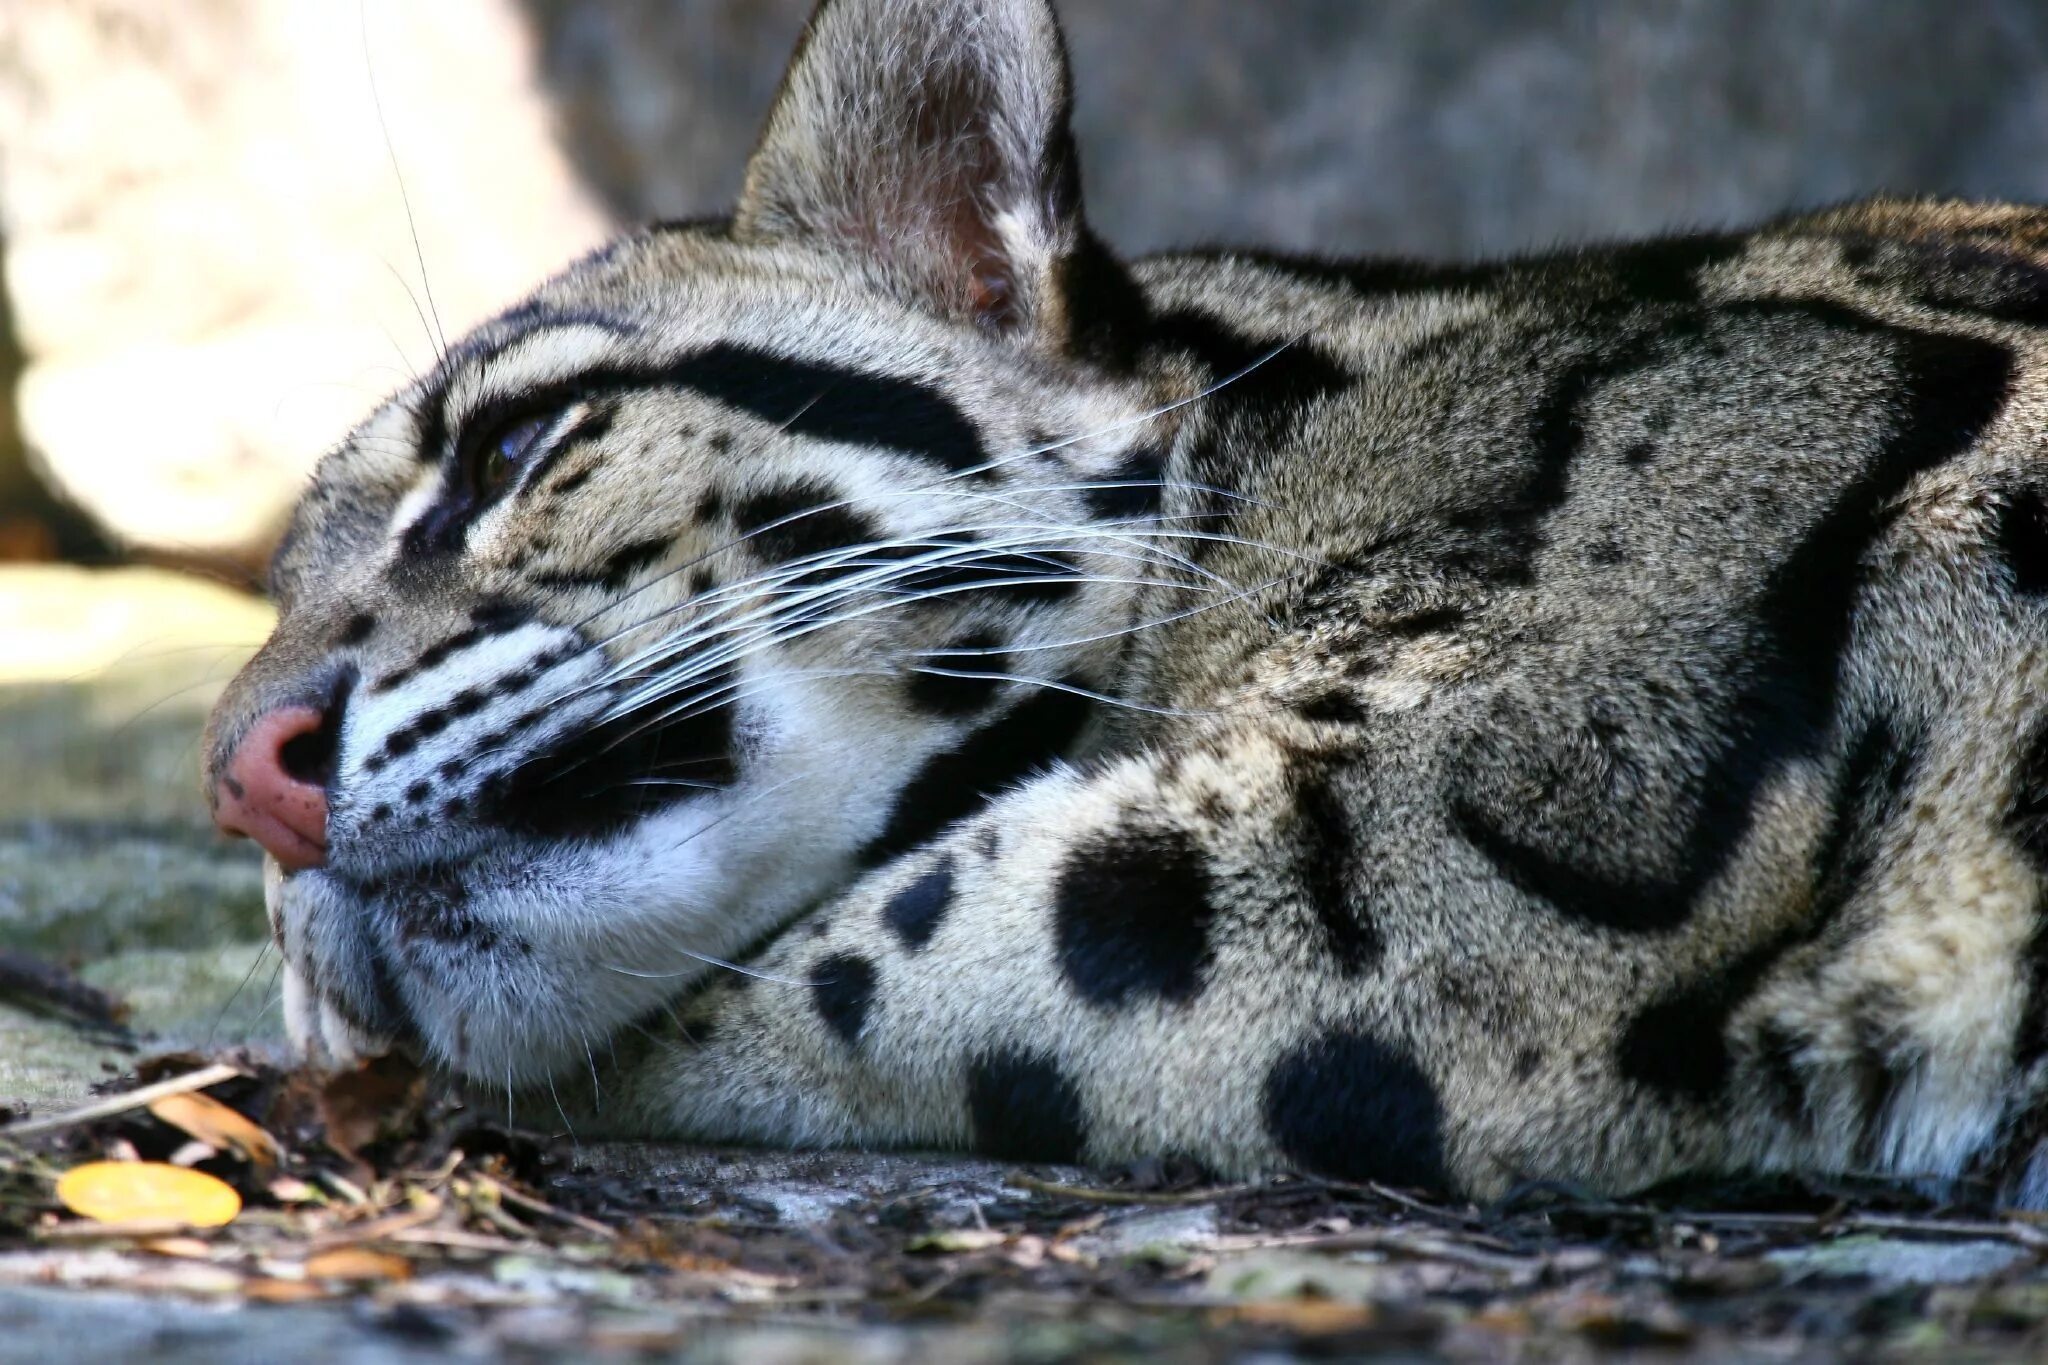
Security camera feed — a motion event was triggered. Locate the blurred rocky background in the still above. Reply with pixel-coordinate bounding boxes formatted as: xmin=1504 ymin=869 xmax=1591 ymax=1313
xmin=5 ymin=0 xmax=2048 ymax=572
xmin=2 ymin=0 xmax=2047 ymax=1096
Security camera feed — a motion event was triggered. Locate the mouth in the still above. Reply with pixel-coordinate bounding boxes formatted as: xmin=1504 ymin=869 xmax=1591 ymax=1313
xmin=477 ymin=663 xmax=741 ymax=841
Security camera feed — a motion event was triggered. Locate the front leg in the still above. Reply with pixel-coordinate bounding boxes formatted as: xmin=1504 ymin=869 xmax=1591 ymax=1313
xmin=604 ymin=724 xmax=1462 ymax=1190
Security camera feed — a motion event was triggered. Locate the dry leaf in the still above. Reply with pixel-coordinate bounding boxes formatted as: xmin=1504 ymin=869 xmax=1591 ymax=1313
xmin=148 ymin=1091 xmax=282 ymax=1168
xmin=138 ymin=1236 xmax=217 ymax=1260
xmin=55 ymin=1161 xmax=241 ymax=1228
xmin=317 ymin=1054 xmax=428 ymax=1162
xmin=1218 ymin=1300 xmax=1379 ymax=1334
xmin=303 ymin=1247 xmax=414 ymax=1283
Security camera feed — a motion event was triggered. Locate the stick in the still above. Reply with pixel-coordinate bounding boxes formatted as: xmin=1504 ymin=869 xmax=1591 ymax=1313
xmin=0 ymin=1063 xmax=244 ymax=1141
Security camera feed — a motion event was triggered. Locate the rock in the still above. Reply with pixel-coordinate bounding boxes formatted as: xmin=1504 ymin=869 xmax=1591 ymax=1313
xmin=9 ymin=2 xmax=2048 ymax=564
xmin=1766 ymin=1235 xmax=2030 ymax=1287
xmin=0 ymin=1 xmax=611 ymax=565
xmin=0 ymin=566 xmax=278 ymax=1116
xmin=526 ymin=0 xmax=2048 ymax=258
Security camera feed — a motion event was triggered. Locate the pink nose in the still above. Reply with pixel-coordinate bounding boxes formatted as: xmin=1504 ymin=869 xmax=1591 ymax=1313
xmin=213 ymin=706 xmax=331 ymax=870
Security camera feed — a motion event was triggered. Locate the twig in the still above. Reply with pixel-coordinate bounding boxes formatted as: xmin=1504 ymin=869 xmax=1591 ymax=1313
xmin=0 ymin=1063 xmax=244 ymax=1141
xmin=33 ymin=1218 xmax=216 ymax=1243
xmin=482 ymin=1176 xmax=618 ymax=1240
xmin=1210 ymin=1226 xmax=1544 ymax=1278
xmin=1006 ymin=1172 xmax=1255 ymax=1206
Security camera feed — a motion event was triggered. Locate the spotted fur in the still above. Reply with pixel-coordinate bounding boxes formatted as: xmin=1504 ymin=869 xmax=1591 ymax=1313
xmin=207 ymin=0 xmax=2048 ymax=1200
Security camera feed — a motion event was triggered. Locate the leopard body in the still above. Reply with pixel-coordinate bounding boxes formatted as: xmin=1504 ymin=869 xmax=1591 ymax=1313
xmin=206 ymin=0 xmax=2048 ymax=1200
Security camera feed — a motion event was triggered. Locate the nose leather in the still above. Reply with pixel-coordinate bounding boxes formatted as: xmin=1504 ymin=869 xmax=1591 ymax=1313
xmin=213 ymin=706 xmax=330 ymax=870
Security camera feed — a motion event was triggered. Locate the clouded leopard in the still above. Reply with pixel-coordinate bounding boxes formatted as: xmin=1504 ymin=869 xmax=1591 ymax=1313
xmin=205 ymin=0 xmax=2048 ymax=1201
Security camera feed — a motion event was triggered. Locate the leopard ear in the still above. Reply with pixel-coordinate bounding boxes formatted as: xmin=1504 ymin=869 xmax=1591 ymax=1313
xmin=736 ymin=0 xmax=1088 ymax=338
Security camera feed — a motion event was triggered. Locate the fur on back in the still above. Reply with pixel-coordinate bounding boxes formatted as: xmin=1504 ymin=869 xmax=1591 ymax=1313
xmin=207 ymin=0 xmax=2048 ymax=1200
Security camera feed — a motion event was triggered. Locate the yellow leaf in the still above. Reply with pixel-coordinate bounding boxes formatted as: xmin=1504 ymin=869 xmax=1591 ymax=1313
xmin=147 ymin=1091 xmax=282 ymax=1168
xmin=302 ymin=1248 xmax=413 ymax=1283
xmin=55 ymin=1161 xmax=241 ymax=1228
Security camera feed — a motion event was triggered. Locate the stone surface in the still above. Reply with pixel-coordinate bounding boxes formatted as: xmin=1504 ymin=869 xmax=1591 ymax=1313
xmin=0 ymin=566 xmax=278 ymax=1115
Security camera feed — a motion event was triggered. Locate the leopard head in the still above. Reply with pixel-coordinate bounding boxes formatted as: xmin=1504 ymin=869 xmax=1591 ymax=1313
xmin=203 ymin=0 xmax=1190 ymax=1088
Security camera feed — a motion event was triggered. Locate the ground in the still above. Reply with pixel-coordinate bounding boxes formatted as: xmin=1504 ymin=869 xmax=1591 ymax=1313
xmin=8 ymin=565 xmax=2048 ymax=1361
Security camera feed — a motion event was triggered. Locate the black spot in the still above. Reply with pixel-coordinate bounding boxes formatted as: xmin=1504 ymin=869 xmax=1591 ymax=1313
xmin=1841 ymin=234 xmax=2048 ymax=327
xmin=1998 ymin=486 xmax=2048 ymax=596
xmin=885 ymin=858 xmax=956 ymax=951
xmin=1057 ymin=229 xmax=1151 ymax=371
xmin=694 ymin=489 xmax=725 ymax=524
xmin=1053 ymin=825 xmax=1217 ymax=1007
xmin=1620 ymin=440 xmax=1656 ymax=466
xmin=1747 ymin=312 xmax=2012 ymax=729
xmin=708 ymin=431 xmax=734 ymax=455
xmin=1381 ymin=606 xmax=1466 ymax=638
xmin=686 ymin=568 xmax=715 ymax=597
xmin=483 ymin=661 xmax=739 ymax=839
xmin=1263 ymin=1030 xmax=1448 ymax=1191
xmin=732 ymin=482 xmax=878 ymax=565
xmin=810 ymin=953 xmax=877 ymax=1046
xmin=369 ymin=803 xmax=393 ymax=822
xmin=1290 ymin=771 xmax=1384 ymax=975
xmin=446 ymin=690 xmax=485 ymax=719
xmin=630 ymin=344 xmax=988 ymax=472
xmin=908 ymin=633 xmax=1010 ymax=715
xmin=1451 ymin=332 xmax=1668 ymax=587
xmin=966 ymin=1049 xmax=1088 ymax=1163
xmin=1295 ymin=690 xmax=1367 ymax=726
xmin=1600 ymin=233 xmax=1747 ymax=304
xmin=1462 ymin=315 xmax=2009 ymax=936
xmin=404 ymin=780 xmax=431 ymax=804
xmin=338 ymin=613 xmax=376 ymax=646
xmin=547 ymin=465 xmax=595 ymax=496
xmin=1083 ymin=446 xmax=1167 ymax=521
xmin=1149 ymin=310 xmax=1351 ymax=499
xmin=471 ymin=600 xmax=532 ymax=633
xmin=1618 ymin=716 xmax=1926 ymax=1099
xmin=531 ymin=536 xmax=671 ymax=592
xmin=1512 ymin=1047 xmax=1544 ymax=1081
xmin=860 ymin=683 xmax=1093 ymax=863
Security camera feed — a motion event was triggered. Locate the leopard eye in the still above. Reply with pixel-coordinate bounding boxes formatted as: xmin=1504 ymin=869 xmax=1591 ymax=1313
xmin=470 ymin=413 xmax=552 ymax=499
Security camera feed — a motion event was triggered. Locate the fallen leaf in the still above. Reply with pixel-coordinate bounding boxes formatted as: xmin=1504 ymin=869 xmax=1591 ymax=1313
xmin=240 ymin=1277 xmax=333 ymax=1304
xmin=1218 ymin=1300 xmax=1379 ymax=1334
xmin=303 ymin=1247 xmax=414 ymax=1283
xmin=148 ymin=1091 xmax=282 ymax=1168
xmin=55 ymin=1162 xmax=241 ymax=1228
xmin=317 ymin=1055 xmax=428 ymax=1162
xmin=138 ymin=1236 xmax=217 ymax=1260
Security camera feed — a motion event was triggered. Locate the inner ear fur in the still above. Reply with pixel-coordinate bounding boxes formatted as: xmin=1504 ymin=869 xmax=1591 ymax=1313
xmin=734 ymin=0 xmax=1096 ymax=340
